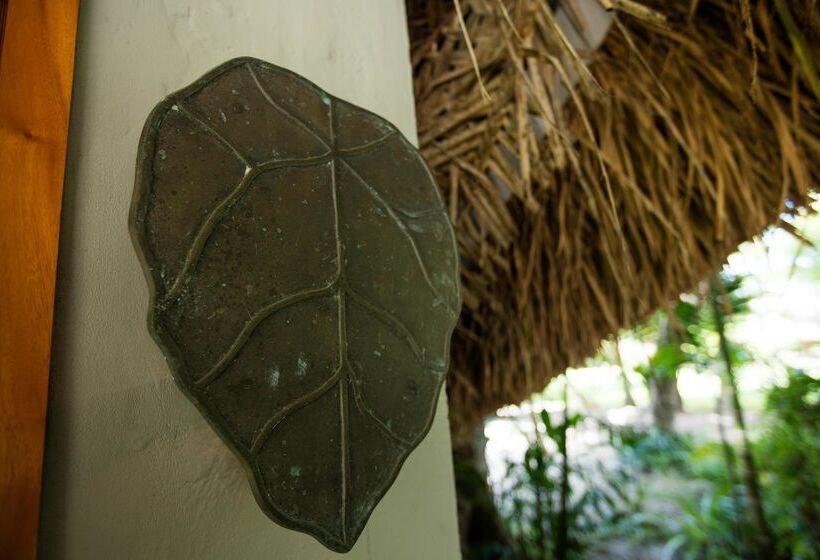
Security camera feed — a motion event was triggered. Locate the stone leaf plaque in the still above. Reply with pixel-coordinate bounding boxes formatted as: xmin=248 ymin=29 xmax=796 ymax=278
xmin=129 ymin=57 xmax=460 ymax=552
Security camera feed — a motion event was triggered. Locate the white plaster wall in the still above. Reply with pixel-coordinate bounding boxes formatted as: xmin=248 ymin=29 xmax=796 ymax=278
xmin=39 ymin=1 xmax=461 ymax=558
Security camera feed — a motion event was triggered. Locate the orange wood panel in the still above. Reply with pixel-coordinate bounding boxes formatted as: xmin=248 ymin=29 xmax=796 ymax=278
xmin=0 ymin=1 xmax=79 ymax=558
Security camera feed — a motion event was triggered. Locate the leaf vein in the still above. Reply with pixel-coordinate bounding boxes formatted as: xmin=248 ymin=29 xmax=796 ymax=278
xmin=329 ymin=98 xmax=350 ymax=542
xmin=346 ymin=287 xmax=447 ymax=372
xmin=347 ymin=363 xmax=413 ymax=448
xmin=195 ymin=283 xmax=337 ymax=387
xmin=175 ymin=101 xmax=250 ymax=167
xmin=159 ymin=154 xmax=332 ymax=307
xmin=335 ymin=130 xmax=397 ymax=156
xmin=340 ymin=159 xmax=457 ymax=317
xmin=250 ymin=363 xmax=343 ymax=455
xmin=247 ymin=63 xmax=331 ymax=151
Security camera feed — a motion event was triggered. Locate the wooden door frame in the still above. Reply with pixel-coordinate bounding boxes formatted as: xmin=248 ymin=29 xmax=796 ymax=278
xmin=0 ymin=1 xmax=80 ymax=558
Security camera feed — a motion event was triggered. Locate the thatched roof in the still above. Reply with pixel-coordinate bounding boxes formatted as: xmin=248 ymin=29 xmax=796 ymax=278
xmin=407 ymin=0 xmax=820 ymax=445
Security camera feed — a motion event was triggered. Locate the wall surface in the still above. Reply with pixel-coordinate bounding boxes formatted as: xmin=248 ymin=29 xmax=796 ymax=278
xmin=39 ymin=1 xmax=461 ymax=558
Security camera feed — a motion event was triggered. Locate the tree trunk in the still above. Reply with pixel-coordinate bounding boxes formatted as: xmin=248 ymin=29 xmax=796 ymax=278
xmin=715 ymin=382 xmax=745 ymax=553
xmin=556 ymin=380 xmax=570 ymax=560
xmin=649 ymin=373 xmax=680 ymax=432
xmin=710 ymin=276 xmax=776 ymax=560
xmin=647 ymin=316 xmax=684 ymax=431
xmin=452 ymin=423 xmax=515 ymax=559
xmin=613 ymin=336 xmax=637 ymax=407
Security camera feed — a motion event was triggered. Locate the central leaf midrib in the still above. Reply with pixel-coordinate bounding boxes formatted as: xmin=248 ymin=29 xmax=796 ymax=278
xmin=326 ymin=96 xmax=352 ymax=542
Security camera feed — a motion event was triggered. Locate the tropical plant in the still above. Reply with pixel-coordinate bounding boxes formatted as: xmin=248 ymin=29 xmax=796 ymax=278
xmin=656 ymin=370 xmax=820 ymax=560
xmin=633 ymin=298 xmax=703 ymax=431
xmin=756 ymin=369 xmax=820 ymax=559
xmin=498 ymin=379 xmax=641 ymax=560
xmin=706 ymin=274 xmax=776 ymax=558
xmin=608 ymin=425 xmax=693 ymax=474
xmin=660 ymin=488 xmax=749 ymax=560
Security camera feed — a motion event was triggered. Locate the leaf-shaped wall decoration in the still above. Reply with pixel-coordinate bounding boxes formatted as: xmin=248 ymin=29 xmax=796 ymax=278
xmin=129 ymin=57 xmax=461 ymax=552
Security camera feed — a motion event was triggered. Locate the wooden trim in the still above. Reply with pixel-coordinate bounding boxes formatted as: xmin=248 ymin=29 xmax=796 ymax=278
xmin=0 ymin=1 xmax=10 ymax=68
xmin=0 ymin=1 xmax=80 ymax=557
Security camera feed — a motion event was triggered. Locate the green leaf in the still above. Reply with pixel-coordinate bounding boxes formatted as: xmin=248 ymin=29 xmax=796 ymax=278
xmin=651 ymin=343 xmax=686 ymax=377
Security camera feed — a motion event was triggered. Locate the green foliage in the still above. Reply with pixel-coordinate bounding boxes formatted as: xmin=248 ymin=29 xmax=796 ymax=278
xmin=756 ymin=369 xmax=820 ymax=558
xmin=609 ymin=425 xmax=693 ymax=473
xmin=634 ymin=272 xmax=753 ymax=378
xmin=496 ymin=365 xmax=818 ymax=559
xmin=649 ymin=343 xmax=688 ymax=378
xmin=498 ymin=409 xmax=641 ymax=559
xmin=687 ymin=442 xmax=732 ymax=484
xmin=493 ymin=258 xmax=820 ymax=559
xmin=656 ymin=371 xmax=820 ymax=560
xmin=660 ymin=488 xmax=747 ymax=560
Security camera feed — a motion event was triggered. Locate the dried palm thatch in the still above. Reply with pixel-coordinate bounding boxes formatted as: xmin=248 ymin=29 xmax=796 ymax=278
xmin=407 ymin=0 xmax=820 ymax=445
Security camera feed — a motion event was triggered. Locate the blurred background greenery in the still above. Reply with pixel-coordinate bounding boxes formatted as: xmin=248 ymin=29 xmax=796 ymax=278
xmin=457 ymin=208 xmax=819 ymax=560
